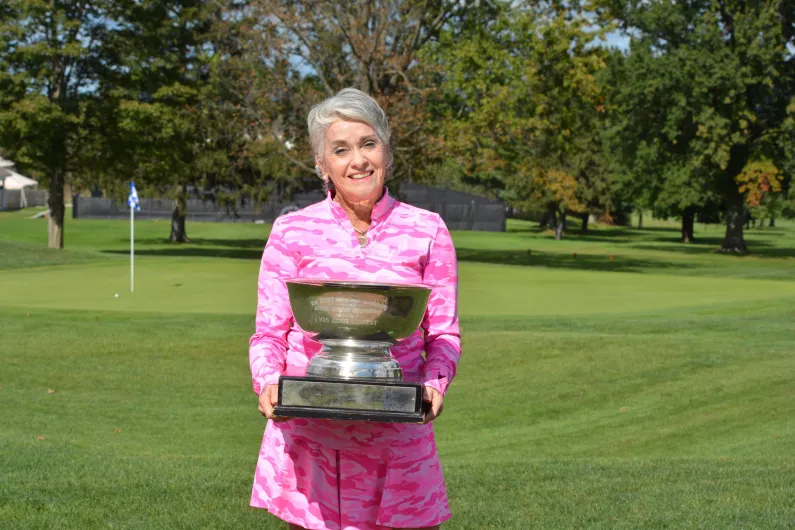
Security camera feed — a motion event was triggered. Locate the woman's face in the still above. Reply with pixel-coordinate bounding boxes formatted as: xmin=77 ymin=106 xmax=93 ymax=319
xmin=317 ymin=119 xmax=387 ymax=205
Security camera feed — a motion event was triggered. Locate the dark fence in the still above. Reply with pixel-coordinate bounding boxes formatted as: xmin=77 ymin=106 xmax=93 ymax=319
xmin=0 ymin=189 xmax=47 ymax=210
xmin=73 ymin=183 xmax=506 ymax=232
xmin=72 ymin=196 xmax=318 ymax=223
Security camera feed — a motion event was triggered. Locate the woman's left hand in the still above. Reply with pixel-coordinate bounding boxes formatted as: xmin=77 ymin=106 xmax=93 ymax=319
xmin=421 ymin=386 xmax=444 ymax=424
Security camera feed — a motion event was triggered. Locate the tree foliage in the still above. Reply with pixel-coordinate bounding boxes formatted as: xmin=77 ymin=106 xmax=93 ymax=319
xmin=0 ymin=0 xmax=110 ymax=248
xmin=596 ymin=0 xmax=795 ymax=252
xmin=426 ymin=1 xmax=610 ymax=238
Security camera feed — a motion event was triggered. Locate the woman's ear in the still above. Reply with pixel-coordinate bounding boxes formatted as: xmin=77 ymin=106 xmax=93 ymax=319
xmin=385 ymin=149 xmax=394 ymax=179
xmin=314 ymin=157 xmax=326 ymax=180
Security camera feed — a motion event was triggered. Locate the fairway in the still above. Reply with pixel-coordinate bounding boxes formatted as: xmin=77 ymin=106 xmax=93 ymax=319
xmin=2 ymin=210 xmax=794 ymax=528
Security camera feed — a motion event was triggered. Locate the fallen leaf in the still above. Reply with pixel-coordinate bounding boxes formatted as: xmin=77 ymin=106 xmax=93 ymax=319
xmin=773 ymin=434 xmax=780 ymax=439
xmin=26 ymin=312 xmax=31 ymax=317
xmin=113 ymin=429 xmax=121 ymax=433
xmin=47 ymin=389 xmax=56 ymax=394
xmin=572 ymin=253 xmax=577 ymax=258
xmin=36 ymin=436 xmax=45 ymax=441
xmin=619 ymin=407 xmax=629 ymax=412
xmin=609 ymin=254 xmax=614 ymax=261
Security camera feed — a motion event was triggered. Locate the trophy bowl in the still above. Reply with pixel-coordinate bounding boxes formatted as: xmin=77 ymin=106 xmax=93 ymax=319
xmin=274 ymin=280 xmax=433 ymax=422
xmin=286 ymin=280 xmax=431 ymax=342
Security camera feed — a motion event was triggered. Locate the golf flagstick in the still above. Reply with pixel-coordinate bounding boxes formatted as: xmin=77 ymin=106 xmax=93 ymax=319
xmin=130 ymin=201 xmax=134 ymax=292
xmin=127 ymin=182 xmax=140 ymax=292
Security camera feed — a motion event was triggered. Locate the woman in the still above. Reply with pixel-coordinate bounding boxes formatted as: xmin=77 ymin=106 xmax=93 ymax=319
xmin=249 ymin=88 xmax=461 ymax=530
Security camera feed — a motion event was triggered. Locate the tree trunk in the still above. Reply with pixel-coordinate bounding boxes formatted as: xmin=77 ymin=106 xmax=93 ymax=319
xmin=47 ymin=169 xmax=65 ymax=249
xmin=555 ymin=207 xmax=566 ymax=240
xmin=720 ymin=186 xmax=748 ymax=253
xmin=169 ymin=191 xmax=189 ymax=243
xmin=580 ymin=212 xmax=589 ymax=233
xmin=540 ymin=202 xmax=557 ymax=229
xmin=637 ymin=209 xmax=643 ymax=229
xmin=680 ymin=207 xmax=695 ymax=243
xmin=719 ymin=145 xmax=750 ymax=253
xmin=769 ymin=217 xmax=775 ymax=228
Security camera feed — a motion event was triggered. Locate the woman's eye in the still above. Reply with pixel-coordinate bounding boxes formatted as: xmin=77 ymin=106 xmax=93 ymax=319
xmin=334 ymin=148 xmax=347 ymax=155
xmin=364 ymin=141 xmax=376 ymax=148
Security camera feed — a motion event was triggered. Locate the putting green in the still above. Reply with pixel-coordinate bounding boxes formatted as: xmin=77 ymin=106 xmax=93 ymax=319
xmin=2 ymin=257 xmax=795 ymax=317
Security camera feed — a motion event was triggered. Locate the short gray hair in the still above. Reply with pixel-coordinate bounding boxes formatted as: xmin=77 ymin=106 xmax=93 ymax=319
xmin=307 ymin=88 xmax=392 ymax=180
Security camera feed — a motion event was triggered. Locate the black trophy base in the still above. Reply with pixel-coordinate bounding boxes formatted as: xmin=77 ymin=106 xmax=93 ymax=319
xmin=273 ymin=375 xmax=425 ymax=423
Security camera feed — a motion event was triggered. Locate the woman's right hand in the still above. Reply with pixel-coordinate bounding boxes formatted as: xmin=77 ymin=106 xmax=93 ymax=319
xmin=258 ymin=384 xmax=289 ymax=422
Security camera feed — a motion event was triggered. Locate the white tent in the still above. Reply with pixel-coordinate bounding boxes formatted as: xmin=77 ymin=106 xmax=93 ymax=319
xmin=2 ymin=170 xmax=39 ymax=190
xmin=0 ymin=164 xmax=39 ymax=209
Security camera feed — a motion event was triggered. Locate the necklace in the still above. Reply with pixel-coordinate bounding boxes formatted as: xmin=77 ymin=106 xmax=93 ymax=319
xmin=352 ymin=226 xmax=369 ymax=248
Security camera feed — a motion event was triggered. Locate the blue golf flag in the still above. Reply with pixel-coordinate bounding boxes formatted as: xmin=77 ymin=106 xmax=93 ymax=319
xmin=127 ymin=181 xmax=140 ymax=211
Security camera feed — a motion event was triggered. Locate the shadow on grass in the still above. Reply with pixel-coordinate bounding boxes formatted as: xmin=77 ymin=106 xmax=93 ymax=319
xmin=564 ymin=228 xmax=728 ymax=246
xmin=456 ymin=247 xmax=694 ymax=273
xmin=541 ymin=227 xmax=793 ymax=259
xmin=103 ymin=247 xmax=263 ymax=261
xmin=751 ymin=247 xmax=795 ymax=258
xmin=103 ymin=237 xmax=267 ymax=260
xmin=628 ymin=237 xmax=795 ymax=258
xmin=522 ymin=226 xmax=692 ymax=245
xmin=120 ymin=237 xmax=267 ymax=248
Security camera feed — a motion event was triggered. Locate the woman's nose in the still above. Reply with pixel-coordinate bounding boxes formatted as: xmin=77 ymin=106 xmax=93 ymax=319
xmin=351 ymin=148 xmax=367 ymax=167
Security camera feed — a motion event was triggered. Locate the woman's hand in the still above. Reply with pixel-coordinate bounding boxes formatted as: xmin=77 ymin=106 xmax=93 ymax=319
xmin=258 ymin=384 xmax=289 ymax=422
xmin=421 ymin=386 xmax=444 ymax=424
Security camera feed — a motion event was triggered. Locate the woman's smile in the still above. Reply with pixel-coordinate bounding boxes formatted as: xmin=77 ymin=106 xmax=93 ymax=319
xmin=348 ymin=170 xmax=374 ymax=180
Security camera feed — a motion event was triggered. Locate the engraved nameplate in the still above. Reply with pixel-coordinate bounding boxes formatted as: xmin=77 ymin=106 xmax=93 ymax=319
xmin=280 ymin=379 xmax=418 ymax=413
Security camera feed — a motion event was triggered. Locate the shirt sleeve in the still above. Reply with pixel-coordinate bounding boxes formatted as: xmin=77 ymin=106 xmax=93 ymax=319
xmin=421 ymin=216 xmax=461 ymax=395
xmin=249 ymin=218 xmax=298 ymax=395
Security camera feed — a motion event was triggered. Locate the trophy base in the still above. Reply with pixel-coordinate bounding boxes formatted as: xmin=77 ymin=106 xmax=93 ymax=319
xmin=274 ymin=376 xmax=425 ymax=423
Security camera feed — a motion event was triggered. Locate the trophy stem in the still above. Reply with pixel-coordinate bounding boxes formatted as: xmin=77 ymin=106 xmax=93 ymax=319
xmin=306 ymin=339 xmax=403 ymax=381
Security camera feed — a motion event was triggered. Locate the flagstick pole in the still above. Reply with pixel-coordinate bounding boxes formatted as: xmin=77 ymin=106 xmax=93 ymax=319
xmin=131 ymin=204 xmax=135 ymax=293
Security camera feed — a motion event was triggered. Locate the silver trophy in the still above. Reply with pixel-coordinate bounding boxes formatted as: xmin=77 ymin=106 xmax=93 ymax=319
xmin=273 ymin=280 xmax=431 ymax=423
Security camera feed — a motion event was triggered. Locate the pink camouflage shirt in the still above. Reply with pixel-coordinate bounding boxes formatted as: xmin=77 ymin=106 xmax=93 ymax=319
xmin=249 ymin=189 xmax=461 ymax=529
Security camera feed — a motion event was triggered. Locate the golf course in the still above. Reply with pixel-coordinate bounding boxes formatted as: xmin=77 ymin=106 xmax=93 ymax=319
xmin=1 ymin=209 xmax=794 ymax=529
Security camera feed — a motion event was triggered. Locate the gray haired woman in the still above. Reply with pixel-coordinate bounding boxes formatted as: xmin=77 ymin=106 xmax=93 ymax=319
xmin=248 ymin=88 xmax=462 ymax=529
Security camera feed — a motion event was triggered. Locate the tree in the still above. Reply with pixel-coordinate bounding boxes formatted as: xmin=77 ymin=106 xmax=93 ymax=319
xmin=197 ymin=1 xmax=318 ymax=204
xmin=227 ymin=0 xmax=482 ymax=186
xmin=100 ymin=0 xmax=219 ymax=242
xmin=601 ymin=49 xmax=713 ymax=242
xmin=426 ymin=2 xmax=608 ymax=238
xmin=0 ymin=0 xmax=109 ymax=248
xmin=596 ymin=0 xmax=795 ymax=252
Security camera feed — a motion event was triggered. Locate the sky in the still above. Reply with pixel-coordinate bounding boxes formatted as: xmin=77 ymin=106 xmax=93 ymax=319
xmin=602 ymin=31 xmax=631 ymax=51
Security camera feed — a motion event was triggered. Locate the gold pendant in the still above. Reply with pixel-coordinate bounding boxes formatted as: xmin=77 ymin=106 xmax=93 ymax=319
xmin=357 ymin=235 xmax=369 ymax=247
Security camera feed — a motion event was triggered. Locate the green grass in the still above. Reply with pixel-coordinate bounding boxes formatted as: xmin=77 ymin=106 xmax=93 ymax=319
xmin=1 ymin=209 xmax=795 ymax=528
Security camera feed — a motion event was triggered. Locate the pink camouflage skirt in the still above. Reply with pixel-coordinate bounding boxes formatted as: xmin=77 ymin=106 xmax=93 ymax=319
xmin=250 ymin=417 xmax=451 ymax=529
